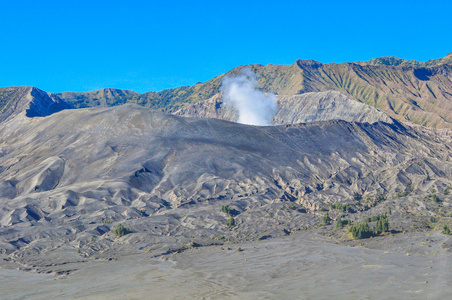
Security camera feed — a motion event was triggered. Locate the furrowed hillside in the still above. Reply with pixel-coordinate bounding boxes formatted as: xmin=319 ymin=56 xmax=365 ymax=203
xmin=2 ymin=53 xmax=452 ymax=128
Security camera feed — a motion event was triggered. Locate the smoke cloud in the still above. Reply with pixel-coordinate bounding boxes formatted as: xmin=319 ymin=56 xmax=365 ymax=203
xmin=221 ymin=69 xmax=277 ymax=126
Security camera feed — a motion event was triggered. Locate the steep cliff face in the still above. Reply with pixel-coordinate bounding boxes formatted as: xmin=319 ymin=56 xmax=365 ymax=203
xmin=174 ymin=91 xmax=393 ymax=125
xmin=274 ymin=91 xmax=393 ymax=124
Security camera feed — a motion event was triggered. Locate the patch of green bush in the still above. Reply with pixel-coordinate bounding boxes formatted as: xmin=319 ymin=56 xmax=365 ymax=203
xmin=335 ymin=217 xmax=352 ymax=230
xmin=396 ymin=191 xmax=409 ymax=198
xmin=113 ymin=223 xmax=131 ymax=238
xmin=376 ymin=194 xmax=386 ymax=202
xmin=355 ymin=194 xmax=386 ymax=211
xmin=374 ymin=216 xmax=390 ymax=235
xmin=322 ymin=212 xmax=332 ymax=225
xmin=349 ymin=214 xmax=389 ymax=239
xmin=352 ymin=193 xmax=362 ymax=201
xmin=226 ymin=217 xmax=235 ymax=228
xmin=330 ymin=203 xmax=352 ymax=213
xmin=336 ymin=217 xmax=343 ymax=229
xmin=444 ymin=187 xmax=451 ymax=195
xmin=365 ymin=214 xmax=386 ymax=223
xmin=349 ymin=221 xmax=373 ymax=239
xmin=442 ymin=224 xmax=451 ymax=235
xmin=396 ymin=183 xmax=413 ymax=198
xmin=287 ymin=204 xmax=297 ymax=210
xmin=221 ymin=205 xmax=231 ymax=215
xmin=430 ymin=194 xmax=440 ymax=203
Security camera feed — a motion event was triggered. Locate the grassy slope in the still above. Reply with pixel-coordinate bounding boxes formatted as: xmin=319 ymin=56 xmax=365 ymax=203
xmin=3 ymin=53 xmax=451 ymax=128
xmin=227 ymin=58 xmax=452 ymax=128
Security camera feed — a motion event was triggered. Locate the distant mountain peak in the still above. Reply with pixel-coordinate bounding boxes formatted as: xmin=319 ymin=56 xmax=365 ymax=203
xmin=362 ymin=56 xmax=408 ymax=66
xmin=356 ymin=52 xmax=452 ymax=67
xmin=440 ymin=52 xmax=452 ymax=64
xmin=295 ymin=59 xmax=323 ymax=68
xmin=0 ymin=86 xmax=72 ymax=122
xmin=27 ymin=87 xmax=73 ymax=118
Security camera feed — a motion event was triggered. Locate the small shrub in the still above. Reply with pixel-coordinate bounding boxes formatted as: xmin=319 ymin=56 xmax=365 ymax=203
xmin=349 ymin=214 xmax=389 ymax=239
xmin=444 ymin=187 xmax=451 ymax=195
xmin=330 ymin=203 xmax=352 ymax=213
xmin=406 ymin=183 xmax=414 ymax=192
xmin=322 ymin=213 xmax=332 ymax=225
xmin=221 ymin=205 xmax=231 ymax=215
xmin=431 ymin=194 xmax=440 ymax=203
xmin=353 ymin=193 xmax=362 ymax=202
xmin=396 ymin=184 xmax=413 ymax=198
xmin=374 ymin=216 xmax=389 ymax=235
xmin=336 ymin=217 xmax=343 ymax=229
xmin=442 ymin=224 xmax=451 ymax=235
xmin=177 ymin=244 xmax=189 ymax=252
xmin=376 ymin=194 xmax=386 ymax=202
xmin=287 ymin=204 xmax=298 ymax=210
xmin=226 ymin=217 xmax=235 ymax=228
xmin=396 ymin=191 xmax=409 ymax=198
xmin=430 ymin=216 xmax=436 ymax=223
xmin=113 ymin=224 xmax=131 ymax=238
xmin=349 ymin=222 xmax=372 ymax=239
xmin=188 ymin=241 xmax=201 ymax=248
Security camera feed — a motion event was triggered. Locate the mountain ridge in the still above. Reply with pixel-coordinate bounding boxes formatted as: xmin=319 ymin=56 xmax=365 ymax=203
xmin=0 ymin=86 xmax=72 ymax=122
xmin=1 ymin=52 xmax=452 ymax=128
xmin=0 ymin=103 xmax=451 ymax=265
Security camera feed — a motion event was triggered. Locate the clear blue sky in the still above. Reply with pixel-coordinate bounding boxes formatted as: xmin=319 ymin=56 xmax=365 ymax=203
xmin=1 ymin=0 xmax=451 ymax=93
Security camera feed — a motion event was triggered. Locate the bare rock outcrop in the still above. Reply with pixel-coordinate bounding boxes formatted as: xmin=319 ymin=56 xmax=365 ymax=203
xmin=175 ymin=90 xmax=392 ymax=125
xmin=274 ymin=91 xmax=393 ymax=124
xmin=0 ymin=87 xmax=72 ymax=122
xmin=0 ymin=104 xmax=450 ymax=265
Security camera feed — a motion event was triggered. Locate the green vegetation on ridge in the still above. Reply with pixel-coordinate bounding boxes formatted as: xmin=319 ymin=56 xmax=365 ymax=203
xmin=3 ymin=52 xmax=452 ymax=129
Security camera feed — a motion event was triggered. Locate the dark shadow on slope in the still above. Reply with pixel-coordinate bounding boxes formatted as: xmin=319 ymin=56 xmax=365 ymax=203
xmin=26 ymin=88 xmax=73 ymax=118
xmin=413 ymin=68 xmax=435 ymax=81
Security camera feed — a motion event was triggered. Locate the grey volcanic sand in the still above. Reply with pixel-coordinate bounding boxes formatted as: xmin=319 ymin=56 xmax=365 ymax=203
xmin=1 ymin=232 xmax=450 ymax=299
xmin=0 ymin=98 xmax=451 ymax=299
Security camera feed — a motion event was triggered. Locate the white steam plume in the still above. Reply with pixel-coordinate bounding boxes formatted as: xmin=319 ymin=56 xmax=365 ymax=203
xmin=221 ymin=69 xmax=277 ymax=126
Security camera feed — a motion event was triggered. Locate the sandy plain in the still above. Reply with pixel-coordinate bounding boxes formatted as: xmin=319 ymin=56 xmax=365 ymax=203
xmin=1 ymin=230 xmax=450 ymax=299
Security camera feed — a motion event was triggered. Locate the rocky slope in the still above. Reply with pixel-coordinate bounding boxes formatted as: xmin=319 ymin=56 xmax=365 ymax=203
xmin=0 ymin=95 xmax=450 ymax=267
xmin=0 ymin=87 xmax=72 ymax=122
xmin=3 ymin=53 xmax=451 ymax=128
xmin=42 ymin=52 xmax=452 ymax=129
xmin=356 ymin=52 xmax=452 ymax=67
xmin=176 ymin=56 xmax=452 ymax=128
xmin=274 ymin=91 xmax=393 ymax=124
xmin=0 ymin=55 xmax=452 ymax=271
xmin=175 ymin=91 xmax=393 ymax=125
